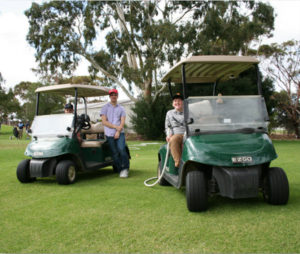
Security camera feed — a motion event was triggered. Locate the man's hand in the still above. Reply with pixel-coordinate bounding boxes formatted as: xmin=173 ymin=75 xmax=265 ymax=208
xmin=114 ymin=131 xmax=120 ymax=139
xmin=115 ymin=125 xmax=123 ymax=132
xmin=166 ymin=134 xmax=173 ymax=143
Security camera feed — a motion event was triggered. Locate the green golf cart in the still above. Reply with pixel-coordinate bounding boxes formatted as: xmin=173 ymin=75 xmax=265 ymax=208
xmin=16 ymin=84 xmax=129 ymax=185
xmin=157 ymin=56 xmax=289 ymax=212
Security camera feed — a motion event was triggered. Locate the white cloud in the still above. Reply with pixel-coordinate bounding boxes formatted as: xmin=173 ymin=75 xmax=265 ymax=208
xmin=0 ymin=11 xmax=38 ymax=89
xmin=263 ymin=0 xmax=300 ymax=44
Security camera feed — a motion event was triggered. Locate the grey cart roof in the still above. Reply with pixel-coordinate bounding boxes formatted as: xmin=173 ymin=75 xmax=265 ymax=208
xmin=161 ymin=55 xmax=259 ymax=83
xmin=35 ymin=84 xmax=109 ymax=97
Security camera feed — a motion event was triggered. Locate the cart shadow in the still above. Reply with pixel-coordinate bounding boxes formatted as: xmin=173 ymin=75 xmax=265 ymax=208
xmin=33 ymin=167 xmax=145 ymax=185
xmin=178 ymin=188 xmax=298 ymax=212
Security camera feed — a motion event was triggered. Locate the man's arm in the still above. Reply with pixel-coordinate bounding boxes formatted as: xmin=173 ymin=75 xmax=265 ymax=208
xmin=119 ymin=116 xmax=125 ymax=129
xmin=165 ymin=112 xmax=173 ymax=142
xmin=101 ymin=115 xmax=119 ymax=130
xmin=113 ymin=116 xmax=125 ymax=139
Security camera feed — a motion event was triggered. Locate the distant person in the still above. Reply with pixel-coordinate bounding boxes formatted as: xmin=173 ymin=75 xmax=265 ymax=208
xmin=64 ymin=103 xmax=82 ymax=143
xmin=64 ymin=103 xmax=74 ymax=114
xmin=25 ymin=121 xmax=31 ymax=139
xmin=165 ymin=93 xmax=185 ymax=169
xmin=18 ymin=121 xmax=24 ymax=139
xmin=13 ymin=125 xmax=19 ymax=139
xmin=100 ymin=89 xmax=129 ymax=178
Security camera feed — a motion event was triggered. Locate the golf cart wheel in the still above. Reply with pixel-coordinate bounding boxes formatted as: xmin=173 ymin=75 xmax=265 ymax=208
xmin=16 ymin=159 xmax=35 ymax=183
xmin=186 ymin=170 xmax=208 ymax=212
xmin=263 ymin=167 xmax=289 ymax=205
xmin=56 ymin=160 xmax=77 ymax=185
xmin=157 ymin=160 xmax=170 ymax=186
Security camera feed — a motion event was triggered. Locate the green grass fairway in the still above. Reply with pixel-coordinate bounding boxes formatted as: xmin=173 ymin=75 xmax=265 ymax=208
xmin=1 ymin=125 xmax=300 ymax=253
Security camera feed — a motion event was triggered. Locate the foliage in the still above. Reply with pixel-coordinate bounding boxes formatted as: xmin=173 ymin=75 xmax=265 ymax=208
xmin=58 ymin=75 xmax=104 ymax=85
xmin=258 ymin=40 xmax=300 ymax=138
xmin=217 ymin=68 xmax=276 ymax=120
xmin=25 ymin=1 xmax=275 ymax=102
xmin=272 ymin=91 xmax=299 ymax=134
xmin=13 ymin=82 xmax=65 ymax=121
xmin=0 ymin=74 xmax=20 ymax=122
xmin=131 ymin=94 xmax=172 ymax=139
xmin=189 ymin=1 xmax=275 ymax=55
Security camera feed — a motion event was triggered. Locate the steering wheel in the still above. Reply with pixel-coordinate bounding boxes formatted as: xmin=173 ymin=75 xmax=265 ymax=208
xmin=78 ymin=114 xmax=91 ymax=130
xmin=81 ymin=119 xmax=91 ymax=130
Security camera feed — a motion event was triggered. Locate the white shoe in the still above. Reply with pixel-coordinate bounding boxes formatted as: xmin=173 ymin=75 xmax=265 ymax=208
xmin=120 ymin=169 xmax=129 ymax=178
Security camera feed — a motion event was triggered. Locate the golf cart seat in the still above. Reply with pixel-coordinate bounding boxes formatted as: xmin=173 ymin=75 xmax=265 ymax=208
xmin=80 ymin=122 xmax=105 ymax=148
xmin=189 ymin=100 xmax=219 ymax=124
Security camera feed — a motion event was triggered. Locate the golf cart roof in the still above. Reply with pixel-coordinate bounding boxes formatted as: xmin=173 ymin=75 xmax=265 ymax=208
xmin=35 ymin=84 xmax=109 ymax=97
xmin=161 ymin=55 xmax=259 ymax=83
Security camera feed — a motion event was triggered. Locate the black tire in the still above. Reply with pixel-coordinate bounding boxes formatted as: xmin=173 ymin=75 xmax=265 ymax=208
xmin=157 ymin=160 xmax=170 ymax=186
xmin=263 ymin=167 xmax=289 ymax=205
xmin=16 ymin=159 xmax=35 ymax=183
xmin=56 ymin=160 xmax=77 ymax=185
xmin=186 ymin=170 xmax=208 ymax=212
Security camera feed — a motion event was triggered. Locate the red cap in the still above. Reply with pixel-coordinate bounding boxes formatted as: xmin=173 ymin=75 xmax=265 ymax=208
xmin=109 ymin=88 xmax=118 ymax=95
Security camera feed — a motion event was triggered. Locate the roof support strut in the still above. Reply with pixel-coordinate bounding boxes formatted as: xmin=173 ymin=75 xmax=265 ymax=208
xmin=35 ymin=93 xmax=40 ymax=116
xmin=256 ymin=65 xmax=263 ymax=96
xmin=181 ymin=63 xmax=187 ymax=99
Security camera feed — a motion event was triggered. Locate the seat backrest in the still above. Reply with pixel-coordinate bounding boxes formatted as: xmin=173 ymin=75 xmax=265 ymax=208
xmin=81 ymin=122 xmax=104 ymax=134
xmin=189 ymin=100 xmax=213 ymax=119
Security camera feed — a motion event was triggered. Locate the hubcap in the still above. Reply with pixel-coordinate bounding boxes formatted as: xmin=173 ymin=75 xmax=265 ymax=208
xmin=68 ymin=166 xmax=76 ymax=181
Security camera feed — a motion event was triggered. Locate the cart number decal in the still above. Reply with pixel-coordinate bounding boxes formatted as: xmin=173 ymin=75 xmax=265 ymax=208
xmin=34 ymin=151 xmax=43 ymax=156
xmin=232 ymin=156 xmax=252 ymax=163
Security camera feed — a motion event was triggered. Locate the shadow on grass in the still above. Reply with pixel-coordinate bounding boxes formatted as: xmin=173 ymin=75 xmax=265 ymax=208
xmin=29 ymin=167 xmax=146 ymax=186
xmin=177 ymin=187 xmax=295 ymax=213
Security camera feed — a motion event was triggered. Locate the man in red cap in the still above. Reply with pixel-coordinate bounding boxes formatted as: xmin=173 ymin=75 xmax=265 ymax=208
xmin=101 ymin=89 xmax=130 ymax=178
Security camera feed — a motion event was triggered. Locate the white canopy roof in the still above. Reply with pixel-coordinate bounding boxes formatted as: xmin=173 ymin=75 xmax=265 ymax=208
xmin=161 ymin=55 xmax=259 ymax=83
xmin=35 ymin=84 xmax=109 ymax=97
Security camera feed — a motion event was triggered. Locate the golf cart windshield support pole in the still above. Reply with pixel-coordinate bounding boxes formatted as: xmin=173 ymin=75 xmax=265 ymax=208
xmin=74 ymin=88 xmax=78 ymax=128
xmin=256 ymin=65 xmax=263 ymax=95
xmin=181 ymin=63 xmax=187 ymax=99
xmin=213 ymin=78 xmax=221 ymax=96
xmin=83 ymin=97 xmax=87 ymax=116
xmin=168 ymin=81 xmax=173 ymax=99
xmin=181 ymin=63 xmax=189 ymax=136
xmin=35 ymin=93 xmax=40 ymax=116
xmin=213 ymin=81 xmax=217 ymax=96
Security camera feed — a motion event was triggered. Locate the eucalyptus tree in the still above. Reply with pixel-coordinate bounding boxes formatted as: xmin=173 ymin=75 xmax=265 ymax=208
xmin=14 ymin=82 xmax=65 ymax=121
xmin=0 ymin=73 xmax=20 ymax=122
xmin=26 ymin=1 xmax=275 ymax=103
xmin=259 ymin=40 xmax=300 ymax=138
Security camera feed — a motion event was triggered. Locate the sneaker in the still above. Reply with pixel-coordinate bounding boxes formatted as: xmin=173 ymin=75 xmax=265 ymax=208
xmin=119 ymin=169 xmax=129 ymax=178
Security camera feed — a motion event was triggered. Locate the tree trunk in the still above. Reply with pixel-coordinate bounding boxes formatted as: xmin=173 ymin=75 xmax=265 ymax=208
xmin=83 ymin=53 xmax=137 ymax=102
xmin=143 ymin=79 xmax=152 ymax=103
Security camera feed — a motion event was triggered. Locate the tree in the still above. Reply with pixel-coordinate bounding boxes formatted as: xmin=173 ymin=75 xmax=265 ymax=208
xmin=25 ymin=1 xmax=275 ymax=103
xmin=272 ymin=91 xmax=297 ymax=134
xmin=14 ymin=82 xmax=65 ymax=121
xmin=0 ymin=73 xmax=21 ymax=122
xmin=131 ymin=93 xmax=172 ymax=140
xmin=258 ymin=40 xmax=300 ymax=138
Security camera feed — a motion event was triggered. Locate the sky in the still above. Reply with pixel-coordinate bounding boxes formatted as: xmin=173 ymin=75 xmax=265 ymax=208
xmin=0 ymin=0 xmax=300 ymax=99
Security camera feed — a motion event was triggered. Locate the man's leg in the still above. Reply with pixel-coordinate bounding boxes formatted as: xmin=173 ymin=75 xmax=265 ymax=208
xmin=169 ymin=134 xmax=184 ymax=167
xmin=116 ymin=133 xmax=129 ymax=171
xmin=106 ymin=136 xmax=122 ymax=173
